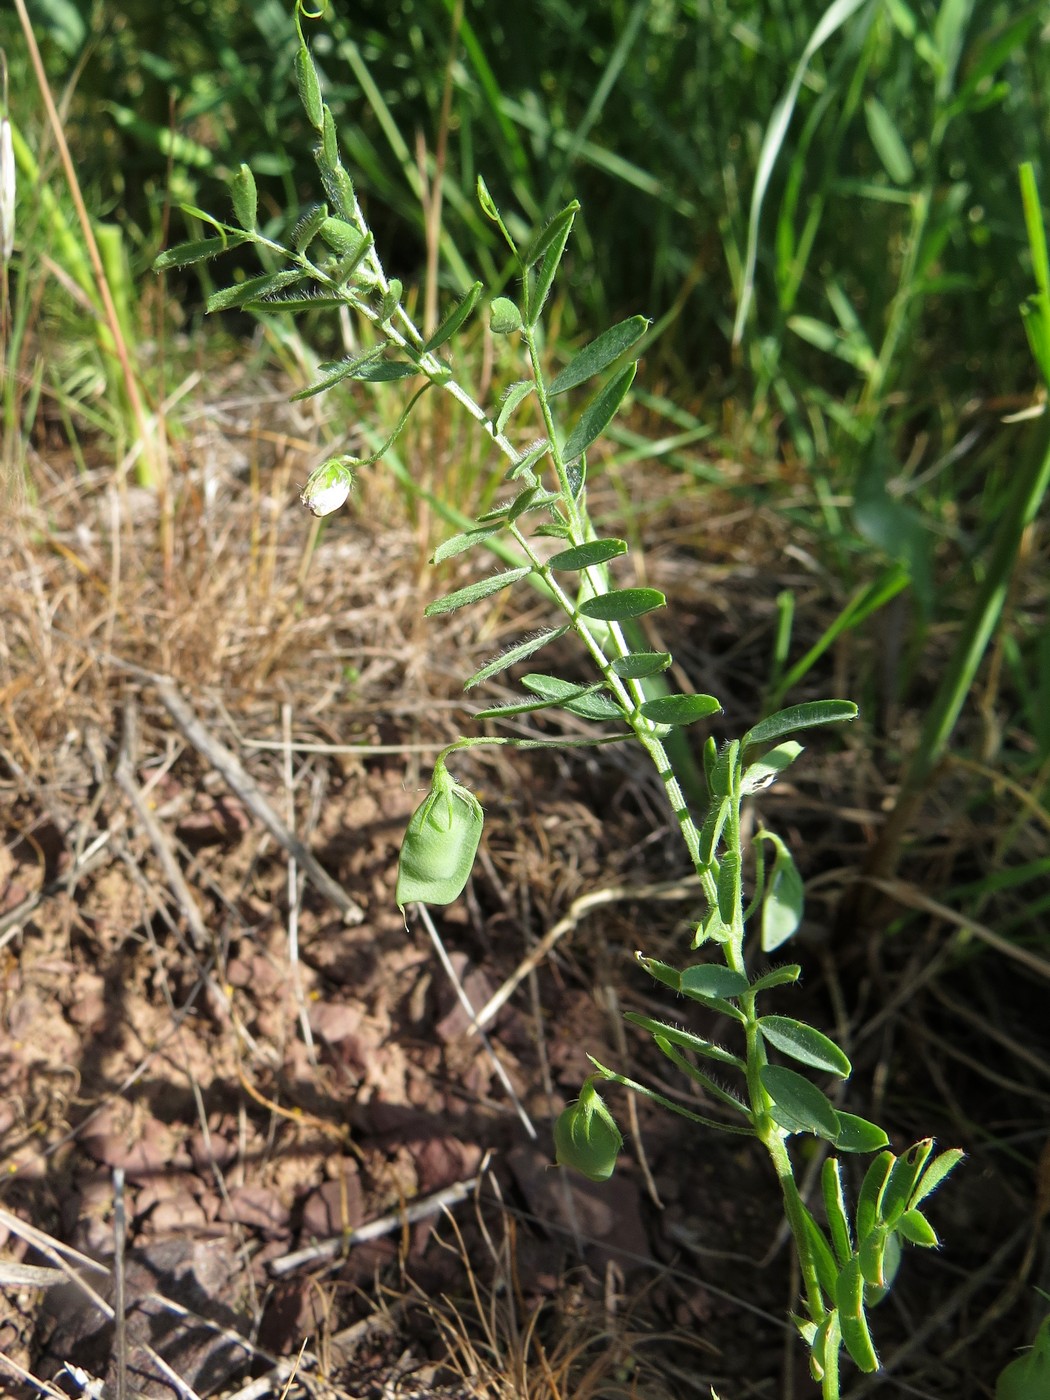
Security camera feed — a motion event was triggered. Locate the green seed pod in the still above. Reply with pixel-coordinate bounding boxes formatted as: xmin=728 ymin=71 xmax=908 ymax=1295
xmin=716 ymin=849 xmax=741 ymax=924
xmin=230 ymin=163 xmax=257 ymax=232
xmin=319 ymin=216 xmax=364 ymax=256
xmin=835 ymin=1256 xmax=879 ymax=1373
xmin=554 ymin=1080 xmax=623 ymax=1182
xmin=396 ymin=760 xmax=484 ymax=910
xmin=296 ymin=45 xmax=324 ymax=131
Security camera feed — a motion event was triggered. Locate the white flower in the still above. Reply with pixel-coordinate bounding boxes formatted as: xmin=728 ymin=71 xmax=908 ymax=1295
xmin=0 ymin=117 xmax=14 ymax=266
xmin=300 ymin=457 xmax=355 ymax=517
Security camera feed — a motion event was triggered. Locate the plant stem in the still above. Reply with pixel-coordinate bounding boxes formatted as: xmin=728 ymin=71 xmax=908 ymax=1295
xmin=767 ymin=1130 xmax=830 ymax=1336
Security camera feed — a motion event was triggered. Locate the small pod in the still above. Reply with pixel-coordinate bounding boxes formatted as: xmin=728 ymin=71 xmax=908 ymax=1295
xmin=554 ymin=1081 xmax=623 ymax=1182
xmin=295 ymin=45 xmax=324 ymax=132
xmin=396 ymin=760 xmax=484 ymax=910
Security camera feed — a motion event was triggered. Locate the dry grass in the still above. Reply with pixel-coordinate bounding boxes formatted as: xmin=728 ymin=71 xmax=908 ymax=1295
xmin=0 ymin=370 xmax=1048 ymax=1398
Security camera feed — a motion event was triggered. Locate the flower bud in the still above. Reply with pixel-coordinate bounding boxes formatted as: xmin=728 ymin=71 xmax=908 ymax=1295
xmin=300 ymin=457 xmax=355 ymax=517
xmin=0 ymin=115 xmax=14 ymax=266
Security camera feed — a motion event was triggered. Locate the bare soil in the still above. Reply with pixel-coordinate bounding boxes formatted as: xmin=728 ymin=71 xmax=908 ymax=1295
xmin=1 ymin=379 xmax=1047 ymax=1399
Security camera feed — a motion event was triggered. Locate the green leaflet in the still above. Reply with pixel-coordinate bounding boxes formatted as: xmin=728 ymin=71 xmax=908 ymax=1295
xmin=295 ymin=44 xmax=324 ymax=130
xmin=610 ymin=651 xmax=672 ymax=679
xmin=638 ymin=694 xmax=721 ymax=727
xmin=834 ymin=1113 xmax=890 ymax=1153
xmin=911 ymin=1146 xmax=965 ymax=1208
xmin=740 ymin=740 xmax=803 ymax=794
xmin=995 ymin=1316 xmax=1050 ymax=1400
xmin=424 ymin=281 xmax=483 ymax=353
xmin=636 ymin=956 xmax=747 ymax=1022
xmin=748 ymin=964 xmax=802 ymax=993
xmin=759 ymin=831 xmax=804 ymax=953
xmin=699 ymin=797 xmax=729 ymax=868
xmin=760 ymin=1065 xmax=840 ymax=1140
xmin=431 ymin=526 xmax=501 ymax=564
xmin=623 ymin=1014 xmax=745 ymax=1069
xmin=522 ymin=199 xmax=581 ymax=271
xmin=758 ymin=1016 xmax=851 ymax=1077
xmin=290 ymin=202 xmax=329 ymax=252
xmin=154 ymin=232 xmax=248 ymax=270
xmin=548 ymin=316 xmax=650 ymax=396
xmin=546 ymin=538 xmax=628 ymax=571
xmin=896 ymin=1208 xmax=939 ymax=1248
xmin=475 ymin=681 xmax=619 ymax=722
xmin=490 ymin=297 xmax=522 ymax=334
xmin=521 ymin=673 xmax=623 ymax=719
xmin=245 ymin=292 xmax=348 ymax=313
xmin=856 ymin=1151 xmax=894 ymax=1242
xmin=525 ymin=201 xmax=579 ymax=324
xmin=678 ymin=964 xmax=749 ymax=999
xmin=378 ymin=279 xmax=403 ymax=322
xmin=290 ymin=347 xmax=387 ymax=400
xmin=880 ymin=1141 xmax=934 ymax=1226
xmin=206 ymin=270 xmax=306 ymax=315
xmin=578 ymin=587 xmax=665 ymax=622
xmin=346 ymin=359 xmax=418 ymax=383
xmin=495 ymin=381 xmax=534 ymax=435
xmin=319 ymin=216 xmax=365 ymax=255
xmin=562 ymin=363 xmax=637 ymax=462
xmin=742 ymin=700 xmax=858 ymax=752
xmin=464 ymin=628 xmax=568 ymax=690
xmin=822 ymin=1158 xmax=853 ymax=1267
xmin=836 ymin=1257 xmax=879 ymax=1373
xmin=507 ymin=439 xmax=551 ymax=480
xmin=425 ymin=567 xmax=532 ymax=617
xmin=716 ymin=850 xmax=741 ymax=924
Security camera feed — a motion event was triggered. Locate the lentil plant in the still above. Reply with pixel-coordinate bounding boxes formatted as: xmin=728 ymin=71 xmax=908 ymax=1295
xmin=159 ymin=3 xmax=962 ymax=1393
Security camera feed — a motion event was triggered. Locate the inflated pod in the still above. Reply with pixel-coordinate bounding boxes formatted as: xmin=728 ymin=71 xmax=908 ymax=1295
xmin=554 ymin=1081 xmax=623 ymax=1182
xmin=396 ymin=759 xmax=484 ymax=910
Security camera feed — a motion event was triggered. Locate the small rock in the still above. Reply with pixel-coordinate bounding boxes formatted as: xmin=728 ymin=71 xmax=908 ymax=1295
xmin=218 ymin=1185 xmax=290 ymax=1235
xmin=143 ymin=1193 xmax=210 ymax=1236
xmin=301 ymin=1168 xmax=365 ymax=1239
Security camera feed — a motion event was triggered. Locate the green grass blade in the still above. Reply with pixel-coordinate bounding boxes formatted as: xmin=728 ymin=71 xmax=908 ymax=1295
xmin=732 ymin=0 xmax=874 ymax=347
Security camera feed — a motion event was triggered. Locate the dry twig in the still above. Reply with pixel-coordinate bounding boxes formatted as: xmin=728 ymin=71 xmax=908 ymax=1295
xmin=152 ymin=675 xmax=364 ymax=923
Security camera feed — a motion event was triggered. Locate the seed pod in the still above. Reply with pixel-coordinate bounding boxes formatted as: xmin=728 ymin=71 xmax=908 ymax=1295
xmin=296 ymin=45 xmax=324 ymax=132
xmin=716 ymin=849 xmax=741 ymax=924
xmin=835 ymin=1255 xmax=879 ymax=1373
xmin=396 ymin=759 xmax=484 ymax=910
xmin=554 ymin=1080 xmax=623 ymax=1182
xmin=319 ymin=216 xmax=364 ymax=256
xmin=230 ymin=163 xmax=257 ymax=232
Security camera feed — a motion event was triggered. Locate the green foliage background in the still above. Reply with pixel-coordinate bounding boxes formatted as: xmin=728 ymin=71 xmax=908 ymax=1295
xmin=15 ymin=0 xmax=1048 ymax=403
xmin=7 ymin=0 xmax=1050 ymax=775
